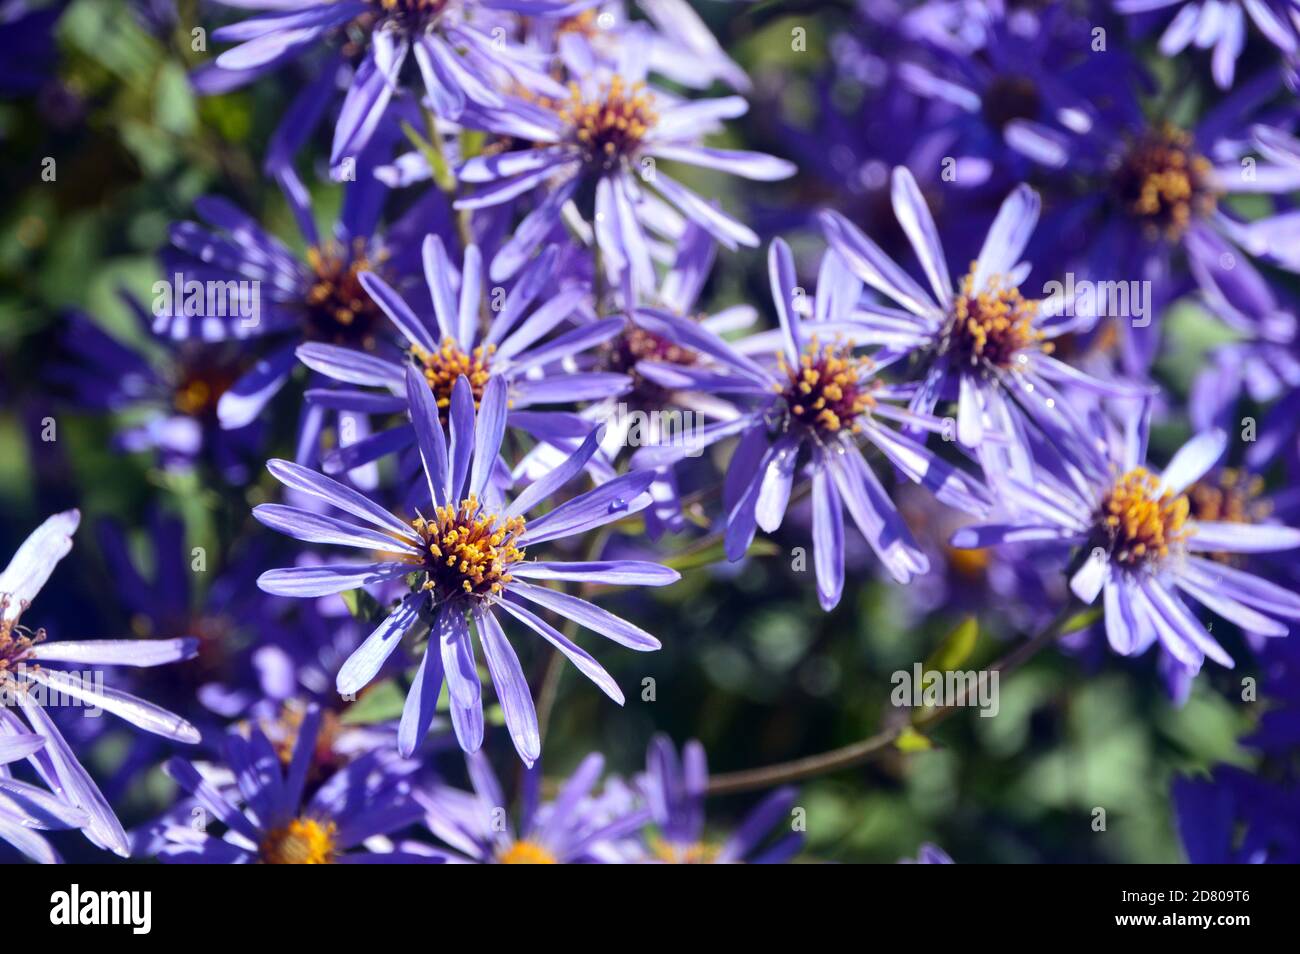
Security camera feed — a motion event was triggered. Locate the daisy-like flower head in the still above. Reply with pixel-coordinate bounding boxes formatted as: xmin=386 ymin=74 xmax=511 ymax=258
xmin=629 ymin=239 xmax=992 ymax=609
xmin=158 ymin=170 xmax=429 ymax=434
xmin=53 ymin=297 xmax=262 ymax=482
xmin=454 ymin=35 xmax=795 ymax=297
xmin=951 ymin=418 xmax=1300 ymax=680
xmin=255 ymin=366 xmax=677 ymax=765
xmin=0 ymin=727 xmax=88 ymax=864
xmin=0 ymin=511 xmax=199 ymax=858
xmin=821 ymin=166 xmax=1145 ymax=480
xmin=635 ymin=735 xmax=801 ymax=864
xmin=1110 ymin=123 xmax=1219 ymax=242
xmin=143 ymin=705 xmax=435 ymax=863
xmin=298 ymin=235 xmax=630 ymax=478
xmin=197 ymin=0 xmax=580 ymax=175
xmin=418 ymin=749 xmax=649 ymax=863
xmin=1114 ymin=0 xmax=1300 ymax=90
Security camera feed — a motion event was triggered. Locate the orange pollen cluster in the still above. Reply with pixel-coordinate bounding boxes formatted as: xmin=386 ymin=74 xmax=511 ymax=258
xmin=369 ymin=0 xmax=446 ymax=22
xmin=498 ymin=840 xmax=558 ymax=864
xmin=409 ymin=495 xmax=527 ymax=599
xmin=777 ymin=337 xmax=875 ymax=435
xmin=1114 ymin=125 xmax=1217 ymax=240
xmin=1187 ymin=469 xmax=1270 ymax=525
xmin=173 ymin=364 xmax=239 ymax=417
xmin=651 ymin=838 xmax=723 ymax=864
xmin=557 ymin=8 xmax=602 ymax=39
xmin=0 ymin=596 xmax=40 ymax=681
xmin=1186 ymin=469 xmax=1271 ymax=565
xmin=303 ymin=238 xmax=389 ymax=348
xmin=410 ymin=338 xmax=495 ymax=413
xmin=260 ymin=817 xmax=338 ymax=865
xmin=948 ymin=268 xmax=1048 ymax=369
xmin=560 ymin=75 xmax=658 ymax=167
xmin=1099 ymin=468 xmax=1190 ymax=567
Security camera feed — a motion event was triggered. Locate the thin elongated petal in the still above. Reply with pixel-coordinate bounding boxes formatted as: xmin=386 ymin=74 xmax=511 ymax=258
xmin=476 ymin=608 xmax=540 ymax=766
xmin=258 ymin=562 xmax=414 ymax=597
xmin=498 ymin=598 xmax=624 ymax=704
xmin=520 ymin=471 xmax=655 ymax=544
xmin=267 ymin=458 xmax=416 ymax=539
xmin=0 ymin=510 xmax=79 ymax=618
xmin=25 ymin=668 xmax=201 ymax=743
xmin=337 ymin=595 xmax=421 ymax=696
xmin=16 ymin=694 xmax=129 ymax=857
xmin=254 ymin=504 xmax=421 ymax=555
xmin=511 ymin=581 xmax=662 ymax=650
xmin=406 ymin=364 xmax=451 ymax=507
xmin=471 ymin=376 xmax=507 ymax=498
xmin=1161 ymin=430 xmax=1227 ymax=493
xmin=510 ymin=561 xmax=679 ymax=586
xmin=1190 ymin=521 xmax=1300 ymax=552
xmin=398 ymin=613 xmax=447 ymax=757
xmin=32 ymin=638 xmax=197 ymax=668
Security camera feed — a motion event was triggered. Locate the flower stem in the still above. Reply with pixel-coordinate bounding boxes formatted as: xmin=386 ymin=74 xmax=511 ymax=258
xmin=705 ymin=595 xmax=1086 ymax=795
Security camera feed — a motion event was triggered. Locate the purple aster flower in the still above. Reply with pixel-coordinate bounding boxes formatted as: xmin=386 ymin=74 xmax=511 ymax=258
xmin=1117 ymin=0 xmax=1300 ymax=89
xmin=196 ymin=0 xmax=578 ymax=176
xmin=635 ymin=735 xmax=801 ymax=864
xmin=1007 ymin=71 xmax=1300 ymax=375
xmin=0 ymin=510 xmax=199 ymax=857
xmin=0 ymin=0 xmax=63 ymax=98
xmin=631 ymin=239 xmax=994 ymax=608
xmin=1174 ymin=766 xmax=1299 ymax=863
xmin=299 ymin=236 xmax=629 ymax=480
xmin=254 ymin=367 xmax=677 ymax=764
xmin=897 ymin=0 xmax=1145 ymax=190
xmin=141 ymin=704 xmax=435 ymax=863
xmin=52 ymin=299 xmax=264 ymax=482
xmin=417 ymin=749 xmax=648 ymax=863
xmin=951 ymin=417 xmax=1300 ymax=681
xmin=526 ymin=2 xmax=750 ymax=93
xmin=821 ymin=167 xmax=1146 ymax=481
xmin=454 ymin=34 xmax=795 ymax=295
xmin=0 ymin=727 xmax=88 ymax=864
xmin=158 ymin=163 xmax=445 ymax=476
xmin=901 ymin=841 xmax=954 ymax=863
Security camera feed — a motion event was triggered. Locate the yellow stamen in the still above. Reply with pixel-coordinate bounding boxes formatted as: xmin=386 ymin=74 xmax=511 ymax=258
xmin=1100 ymin=467 xmax=1190 ymax=567
xmin=948 ymin=268 xmax=1047 ymax=369
xmin=408 ymin=495 xmax=527 ymax=599
xmin=260 ymin=817 xmax=337 ymax=864
xmin=776 ymin=336 xmax=874 ymax=435
xmin=498 ymin=840 xmax=557 ymax=864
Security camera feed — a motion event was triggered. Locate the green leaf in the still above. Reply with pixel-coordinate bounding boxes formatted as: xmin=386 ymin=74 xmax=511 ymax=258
xmin=340 ymin=680 xmax=407 ymax=725
xmin=923 ymin=616 xmax=979 ymax=673
xmin=896 ymin=727 xmax=932 ymax=752
xmin=340 ymin=587 xmax=383 ymax=623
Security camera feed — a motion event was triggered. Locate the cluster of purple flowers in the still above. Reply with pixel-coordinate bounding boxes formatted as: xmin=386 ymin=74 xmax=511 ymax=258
xmin=7 ymin=0 xmax=1300 ymax=864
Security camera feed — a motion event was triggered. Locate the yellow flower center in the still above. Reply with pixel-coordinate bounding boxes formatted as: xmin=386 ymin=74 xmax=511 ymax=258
xmin=948 ymin=269 xmax=1048 ymax=369
xmin=410 ymin=338 xmax=495 ymax=416
xmin=777 ymin=337 xmax=875 ymax=436
xmin=651 ymin=838 xmax=722 ymax=864
xmin=0 ymin=596 xmax=40 ymax=681
xmin=1099 ymin=467 xmax=1190 ymax=567
xmin=560 ymin=75 xmax=658 ymax=168
xmin=409 ymin=495 xmax=527 ymax=599
xmin=498 ymin=840 xmax=557 ymax=864
xmin=303 ymin=238 xmax=388 ymax=349
xmin=172 ymin=359 xmax=241 ymax=418
xmin=260 ymin=817 xmax=338 ymax=864
xmin=1186 ymin=468 xmax=1271 ymax=566
xmin=1114 ymin=125 xmax=1217 ymax=240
